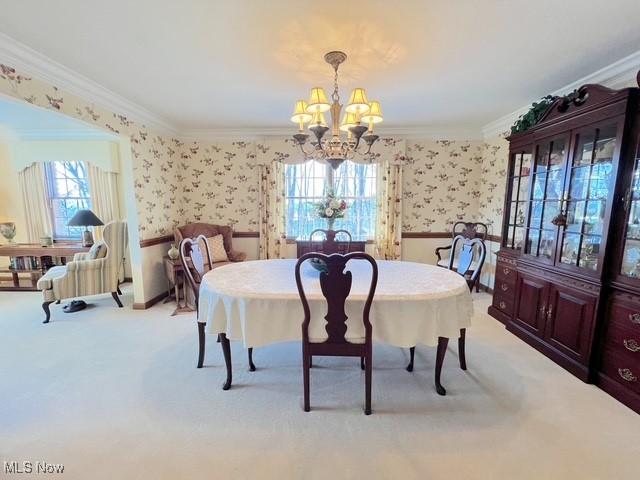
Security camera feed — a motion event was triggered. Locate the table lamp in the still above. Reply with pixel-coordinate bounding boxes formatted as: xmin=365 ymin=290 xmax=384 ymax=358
xmin=68 ymin=209 xmax=103 ymax=247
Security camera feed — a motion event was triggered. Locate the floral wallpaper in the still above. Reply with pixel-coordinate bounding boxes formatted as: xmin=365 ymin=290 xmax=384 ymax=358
xmin=0 ymin=63 xmax=513 ymax=244
xmin=402 ymin=140 xmax=484 ymax=231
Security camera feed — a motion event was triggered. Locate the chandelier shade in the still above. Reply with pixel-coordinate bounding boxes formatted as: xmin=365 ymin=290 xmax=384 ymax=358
xmin=345 ymin=88 xmax=370 ymax=114
xmin=361 ymin=100 xmax=383 ymax=124
xmin=289 ymin=51 xmax=383 ymax=169
xmin=306 ymin=87 xmax=331 ymax=113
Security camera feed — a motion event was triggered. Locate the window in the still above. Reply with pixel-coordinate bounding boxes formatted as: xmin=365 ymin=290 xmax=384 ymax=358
xmin=285 ymin=161 xmax=377 ymax=240
xmin=45 ymin=161 xmax=92 ymax=240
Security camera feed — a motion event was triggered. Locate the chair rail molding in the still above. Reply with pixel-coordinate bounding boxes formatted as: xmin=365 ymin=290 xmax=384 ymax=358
xmin=0 ymin=32 xmax=177 ymax=136
xmin=482 ymin=49 xmax=640 ymax=139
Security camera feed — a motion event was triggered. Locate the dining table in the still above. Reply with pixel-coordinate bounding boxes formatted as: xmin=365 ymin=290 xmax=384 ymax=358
xmin=198 ymin=258 xmax=474 ymax=394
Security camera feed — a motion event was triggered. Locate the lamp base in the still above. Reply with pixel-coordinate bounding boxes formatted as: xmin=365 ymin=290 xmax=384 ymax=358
xmin=63 ymin=300 xmax=88 ymax=313
xmin=82 ymin=229 xmax=94 ymax=247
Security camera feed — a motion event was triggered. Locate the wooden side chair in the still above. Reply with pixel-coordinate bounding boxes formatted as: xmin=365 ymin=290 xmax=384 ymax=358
xmin=435 ymin=221 xmax=487 ymax=292
xmin=295 ymin=252 xmax=378 ymax=415
xmin=308 ymin=228 xmax=353 ymax=255
xmin=180 ymin=235 xmax=255 ymax=378
xmin=406 ymin=235 xmax=486 ymax=377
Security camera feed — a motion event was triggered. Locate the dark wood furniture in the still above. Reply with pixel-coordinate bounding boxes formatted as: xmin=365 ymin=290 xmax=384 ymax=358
xmin=295 ymin=252 xmax=378 ymax=414
xmin=0 ymin=243 xmax=89 ymax=291
xmin=179 ymin=235 xmax=254 ymax=382
xmin=488 ymin=75 xmax=640 ymax=413
xmin=163 ymin=256 xmax=194 ymax=316
xmin=407 ymin=235 xmax=486 ymax=376
xmin=435 ymin=222 xmax=488 ymax=292
xmin=296 ymin=229 xmax=365 ymax=258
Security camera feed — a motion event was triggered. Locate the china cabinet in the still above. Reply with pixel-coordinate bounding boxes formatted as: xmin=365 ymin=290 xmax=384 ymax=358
xmin=488 ymin=74 xmax=640 ymax=413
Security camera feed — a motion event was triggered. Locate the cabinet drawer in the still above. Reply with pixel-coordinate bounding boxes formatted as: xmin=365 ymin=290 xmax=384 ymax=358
xmin=495 ymin=263 xmax=516 ymax=283
xmin=492 ymin=292 xmax=514 ymax=316
xmin=608 ymin=302 xmax=640 ymax=333
xmin=495 ymin=279 xmax=515 ymax=295
xmin=601 ymin=348 xmax=640 ymax=395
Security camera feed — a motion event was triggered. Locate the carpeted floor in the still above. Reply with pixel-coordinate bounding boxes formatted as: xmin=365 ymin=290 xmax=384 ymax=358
xmin=1 ymin=286 xmax=638 ymax=479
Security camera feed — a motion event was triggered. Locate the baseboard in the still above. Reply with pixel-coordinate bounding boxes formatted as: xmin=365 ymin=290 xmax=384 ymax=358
xmin=479 ymin=282 xmax=494 ymax=294
xmin=132 ymin=291 xmax=168 ymax=310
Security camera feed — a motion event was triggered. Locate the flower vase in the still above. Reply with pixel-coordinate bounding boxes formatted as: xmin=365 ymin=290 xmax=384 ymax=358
xmin=326 ymin=218 xmax=335 ymax=231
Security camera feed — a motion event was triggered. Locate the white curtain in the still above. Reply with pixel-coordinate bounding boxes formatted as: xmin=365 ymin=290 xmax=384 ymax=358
xmin=87 ymin=163 xmax=121 ymax=241
xmin=18 ymin=162 xmax=53 ymax=243
xmin=375 ymin=158 xmax=403 ymax=260
xmin=259 ymin=160 xmax=287 ymax=259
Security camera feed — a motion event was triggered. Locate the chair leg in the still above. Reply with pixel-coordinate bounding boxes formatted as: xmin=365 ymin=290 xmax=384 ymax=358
xmin=406 ymin=346 xmax=415 ymax=372
xmin=458 ymin=328 xmax=467 ymax=371
xmin=248 ymin=347 xmax=256 ymax=372
xmin=42 ymin=301 xmax=54 ymax=324
xmin=303 ymin=345 xmax=311 ymax=412
xmin=55 ymin=300 xmax=61 ymax=304
xmin=360 ymin=356 xmax=365 ymax=370
xmin=117 ymin=286 xmax=123 ymax=295
xmin=364 ymin=350 xmax=372 ymax=415
xmin=220 ymin=333 xmax=232 ymax=390
xmin=197 ymin=322 xmax=205 ymax=368
xmin=111 ymin=292 xmax=123 ymax=308
xmin=435 ymin=337 xmax=449 ymax=396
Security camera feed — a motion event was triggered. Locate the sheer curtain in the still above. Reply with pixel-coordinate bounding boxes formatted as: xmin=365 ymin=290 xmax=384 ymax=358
xmin=87 ymin=163 xmax=121 ymax=241
xmin=18 ymin=162 xmax=53 ymax=242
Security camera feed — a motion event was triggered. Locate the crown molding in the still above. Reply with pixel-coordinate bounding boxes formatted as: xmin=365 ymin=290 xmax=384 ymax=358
xmin=0 ymin=32 xmax=178 ymax=136
xmin=179 ymin=125 xmax=484 ymax=142
xmin=482 ymin=50 xmax=640 ymax=139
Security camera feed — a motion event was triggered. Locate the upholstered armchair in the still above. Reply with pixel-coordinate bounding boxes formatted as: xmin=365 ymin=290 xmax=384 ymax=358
xmin=174 ymin=223 xmax=246 ymax=266
xmin=38 ymin=221 xmax=128 ymax=323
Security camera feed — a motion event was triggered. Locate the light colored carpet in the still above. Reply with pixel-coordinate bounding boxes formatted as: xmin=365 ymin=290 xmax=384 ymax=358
xmin=0 ymin=287 xmax=638 ymax=480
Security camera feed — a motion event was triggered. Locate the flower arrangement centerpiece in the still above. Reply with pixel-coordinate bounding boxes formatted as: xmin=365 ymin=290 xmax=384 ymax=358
xmin=315 ymin=190 xmax=347 ymax=230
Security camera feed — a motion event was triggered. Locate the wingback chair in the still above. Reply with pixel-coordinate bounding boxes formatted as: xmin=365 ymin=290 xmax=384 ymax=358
xmin=38 ymin=220 xmax=128 ymax=324
xmin=174 ymin=223 xmax=246 ymax=265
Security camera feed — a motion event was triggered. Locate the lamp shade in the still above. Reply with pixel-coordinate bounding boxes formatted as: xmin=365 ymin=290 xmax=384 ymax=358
xmin=290 ymin=100 xmax=312 ymax=124
xmin=308 ymin=110 xmax=327 ymax=129
xmin=306 ymin=87 xmax=331 ymax=113
xmin=339 ymin=112 xmax=359 ymax=132
xmin=67 ymin=209 xmax=104 ymax=227
xmin=361 ymin=100 xmax=383 ymax=124
xmin=345 ymin=88 xmax=370 ymax=114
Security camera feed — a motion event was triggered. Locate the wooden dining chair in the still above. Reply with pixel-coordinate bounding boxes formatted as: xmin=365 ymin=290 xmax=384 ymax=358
xmin=180 ymin=235 xmax=255 ymax=376
xmin=435 ymin=221 xmax=487 ymax=292
xmin=308 ymin=228 xmax=353 ymax=255
xmin=406 ymin=234 xmax=486 ymax=374
xmin=295 ymin=252 xmax=378 ymax=415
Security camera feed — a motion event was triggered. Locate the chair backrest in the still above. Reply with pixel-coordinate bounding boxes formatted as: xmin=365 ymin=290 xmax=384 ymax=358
xmin=179 ymin=235 xmax=213 ymax=308
xmin=102 ymin=220 xmax=128 ymax=288
xmin=308 ymin=229 xmax=353 ymax=255
xmin=452 ymin=221 xmax=488 ymax=241
xmin=175 ymin=223 xmax=234 ymax=256
xmin=448 ymin=235 xmax=487 ymax=290
xmin=295 ymin=252 xmax=378 ymax=345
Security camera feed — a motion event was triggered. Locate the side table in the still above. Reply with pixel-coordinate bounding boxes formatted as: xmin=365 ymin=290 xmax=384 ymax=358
xmin=163 ymin=256 xmax=195 ymax=316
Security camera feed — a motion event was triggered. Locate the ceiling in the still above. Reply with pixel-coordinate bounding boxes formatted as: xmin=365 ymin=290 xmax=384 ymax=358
xmin=0 ymin=0 xmax=639 ymax=135
xmin=0 ymin=96 xmax=114 ymax=140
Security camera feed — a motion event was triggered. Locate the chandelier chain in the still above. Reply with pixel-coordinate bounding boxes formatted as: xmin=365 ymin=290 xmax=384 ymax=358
xmin=332 ymin=65 xmax=340 ymax=103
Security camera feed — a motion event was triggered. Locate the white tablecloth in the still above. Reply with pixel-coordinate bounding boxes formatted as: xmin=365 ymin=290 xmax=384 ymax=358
xmin=198 ymin=259 xmax=473 ymax=348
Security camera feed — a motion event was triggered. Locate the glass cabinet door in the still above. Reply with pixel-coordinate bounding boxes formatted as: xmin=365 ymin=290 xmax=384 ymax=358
xmin=524 ymin=137 xmax=567 ymax=260
xmin=504 ymin=151 xmax=532 ymax=249
xmin=558 ymin=124 xmax=617 ymax=272
xmin=621 ymin=146 xmax=640 ymax=278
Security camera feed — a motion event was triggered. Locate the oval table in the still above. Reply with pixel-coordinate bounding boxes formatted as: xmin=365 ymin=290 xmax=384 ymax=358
xmin=198 ymin=259 xmax=473 ymax=394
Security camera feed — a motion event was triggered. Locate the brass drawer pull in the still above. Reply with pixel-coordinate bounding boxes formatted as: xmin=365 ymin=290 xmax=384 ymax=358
xmin=629 ymin=313 xmax=640 ymax=325
xmin=501 ymin=283 xmax=509 ymax=292
xmin=623 ymin=339 xmax=640 ymax=352
xmin=502 ymin=268 xmax=510 ymax=275
xmin=618 ymin=368 xmax=637 ymax=382
xmin=499 ymin=301 xmax=506 ymax=309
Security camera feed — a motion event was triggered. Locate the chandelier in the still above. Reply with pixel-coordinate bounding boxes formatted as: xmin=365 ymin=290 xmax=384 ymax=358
xmin=290 ymin=51 xmax=383 ymax=169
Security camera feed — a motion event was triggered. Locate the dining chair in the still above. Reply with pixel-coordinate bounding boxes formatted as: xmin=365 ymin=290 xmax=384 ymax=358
xmin=295 ymin=252 xmax=378 ymax=415
xmin=406 ymin=234 xmax=486 ymax=373
xmin=309 ymin=228 xmax=353 ymax=255
xmin=180 ymin=235 xmax=255 ymax=374
xmin=435 ymin=221 xmax=487 ymax=292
